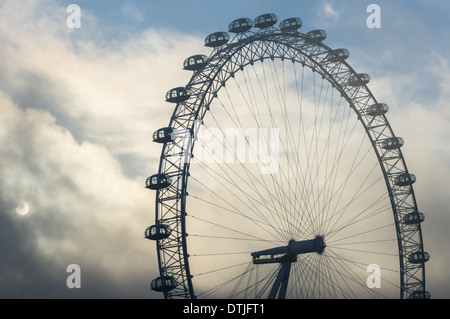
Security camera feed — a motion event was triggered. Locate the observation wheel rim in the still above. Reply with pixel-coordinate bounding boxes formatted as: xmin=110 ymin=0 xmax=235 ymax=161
xmin=151 ymin=18 xmax=426 ymax=299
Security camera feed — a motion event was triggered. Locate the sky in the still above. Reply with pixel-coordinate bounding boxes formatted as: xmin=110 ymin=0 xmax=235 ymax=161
xmin=0 ymin=0 xmax=449 ymax=299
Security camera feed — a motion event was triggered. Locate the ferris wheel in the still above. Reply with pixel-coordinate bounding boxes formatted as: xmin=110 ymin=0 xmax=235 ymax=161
xmin=145 ymin=13 xmax=429 ymax=299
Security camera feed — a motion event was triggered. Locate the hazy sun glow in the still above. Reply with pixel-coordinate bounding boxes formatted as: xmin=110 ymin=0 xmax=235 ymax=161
xmin=15 ymin=201 xmax=30 ymax=216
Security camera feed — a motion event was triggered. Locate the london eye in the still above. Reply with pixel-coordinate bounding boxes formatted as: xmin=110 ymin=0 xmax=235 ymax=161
xmin=145 ymin=14 xmax=429 ymax=299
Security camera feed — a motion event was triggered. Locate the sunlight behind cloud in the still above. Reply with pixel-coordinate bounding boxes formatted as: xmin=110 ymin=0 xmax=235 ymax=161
xmin=15 ymin=201 xmax=30 ymax=216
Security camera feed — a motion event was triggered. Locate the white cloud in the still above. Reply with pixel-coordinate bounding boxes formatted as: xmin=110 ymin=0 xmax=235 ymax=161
xmin=0 ymin=0 xmax=205 ymax=178
xmin=323 ymin=2 xmax=339 ymax=19
xmin=121 ymin=3 xmax=145 ymax=23
xmin=313 ymin=1 xmax=340 ymax=27
xmin=0 ymin=89 xmax=161 ymax=297
xmin=0 ymin=0 xmax=206 ymax=298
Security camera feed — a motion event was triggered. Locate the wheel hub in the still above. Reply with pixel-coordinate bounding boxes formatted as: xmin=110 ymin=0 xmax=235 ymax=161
xmin=251 ymin=235 xmax=326 ymax=265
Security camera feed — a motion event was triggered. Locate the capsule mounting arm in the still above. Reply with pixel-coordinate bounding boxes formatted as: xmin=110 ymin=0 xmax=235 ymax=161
xmin=251 ymin=236 xmax=325 ymax=264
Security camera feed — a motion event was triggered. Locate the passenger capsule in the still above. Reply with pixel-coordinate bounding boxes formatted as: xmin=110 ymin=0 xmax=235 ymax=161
xmin=145 ymin=224 xmax=172 ymax=240
xmin=153 ymin=127 xmax=173 ymax=144
xmin=366 ymin=103 xmax=389 ymax=116
xmin=165 ymin=87 xmax=191 ymax=103
xmin=327 ymin=48 xmax=350 ymax=63
xmin=403 ymin=212 xmax=425 ymax=225
xmin=408 ymin=291 xmax=431 ymax=299
xmin=306 ymin=29 xmax=327 ymax=42
xmin=348 ymin=73 xmax=371 ymax=86
xmin=279 ymin=17 xmax=303 ymax=32
xmin=394 ymin=173 xmax=416 ymax=187
xmin=380 ymin=137 xmax=404 ymax=150
xmin=408 ymin=251 xmax=430 ymax=264
xmin=205 ymin=31 xmax=230 ymax=47
xmin=146 ymin=174 xmax=172 ymax=190
xmin=254 ymin=13 xmax=278 ymax=29
xmin=183 ymin=54 xmax=208 ymax=71
xmin=229 ymin=18 xmax=253 ymax=33
xmin=151 ymin=276 xmax=177 ymax=292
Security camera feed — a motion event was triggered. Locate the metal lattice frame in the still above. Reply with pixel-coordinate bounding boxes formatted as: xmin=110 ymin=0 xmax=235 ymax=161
xmin=149 ymin=16 xmax=427 ymax=299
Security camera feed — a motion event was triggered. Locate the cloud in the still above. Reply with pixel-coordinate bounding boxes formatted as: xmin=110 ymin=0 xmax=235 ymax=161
xmin=0 ymin=0 xmax=205 ymax=298
xmin=0 ymin=89 xmax=161 ymax=298
xmin=314 ymin=1 xmax=340 ymax=27
xmin=121 ymin=3 xmax=145 ymax=23
xmin=0 ymin=0 xmax=205 ymax=177
xmin=323 ymin=2 xmax=339 ymax=19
